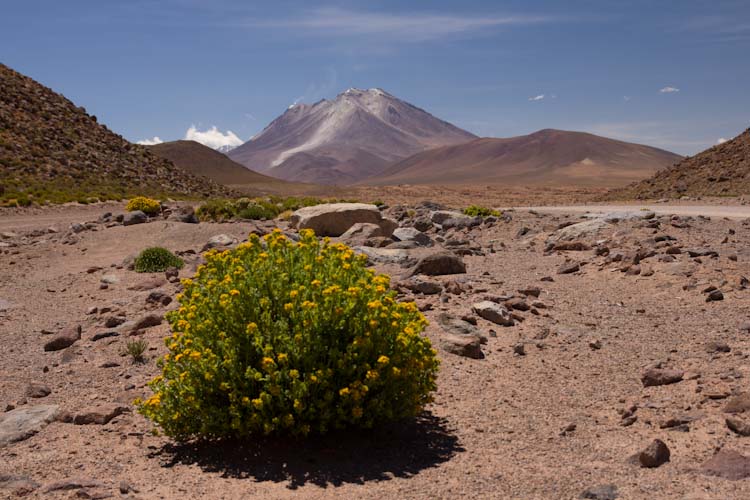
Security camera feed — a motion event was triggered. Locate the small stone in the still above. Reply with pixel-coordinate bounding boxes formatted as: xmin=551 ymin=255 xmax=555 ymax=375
xmin=641 ymin=367 xmax=683 ymax=387
xmin=513 ymin=343 xmax=526 ymax=356
xmin=726 ymin=416 xmax=750 ymax=436
xmin=589 ymin=340 xmax=602 ymax=350
xmin=440 ymin=334 xmax=484 ymax=359
xmin=130 ymin=313 xmax=163 ymax=332
xmin=25 ymin=383 xmax=51 ymax=398
xmin=406 ymin=251 xmax=466 ymax=277
xmin=580 ymin=484 xmax=618 ymax=500
xmin=700 ymin=449 xmax=750 ymax=480
xmin=706 ymin=341 xmax=731 ymax=353
xmin=202 ymin=234 xmax=237 ymax=251
xmin=706 ymin=290 xmax=724 ymax=302
xmin=104 ymin=316 xmax=126 ymax=328
xmin=122 ymin=211 xmax=147 ymax=226
xmin=91 ymin=331 xmax=119 ymax=342
xmin=472 ymin=301 xmax=514 ymax=327
xmin=724 ymin=393 xmax=750 ymax=414
xmin=73 ymin=404 xmax=129 ymax=425
xmin=43 ymin=326 xmax=82 ymax=351
xmin=638 ymin=439 xmax=670 ymax=468
xmin=557 ymin=262 xmax=580 ymax=274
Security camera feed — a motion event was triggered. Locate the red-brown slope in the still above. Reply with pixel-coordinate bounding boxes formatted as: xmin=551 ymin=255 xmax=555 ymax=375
xmin=603 ymin=128 xmax=750 ymax=199
xmin=365 ymin=129 xmax=681 ymax=187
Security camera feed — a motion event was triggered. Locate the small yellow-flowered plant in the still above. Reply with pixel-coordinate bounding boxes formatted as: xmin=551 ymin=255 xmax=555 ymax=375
xmin=137 ymin=229 xmax=438 ymax=438
xmin=125 ymin=196 xmax=161 ymax=216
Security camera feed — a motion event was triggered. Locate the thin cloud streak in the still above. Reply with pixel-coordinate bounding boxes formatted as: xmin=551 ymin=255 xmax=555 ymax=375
xmin=246 ymin=7 xmax=556 ymax=42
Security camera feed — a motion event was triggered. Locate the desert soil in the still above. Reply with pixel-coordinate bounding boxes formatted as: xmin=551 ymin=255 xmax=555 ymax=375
xmin=2 ymin=200 xmax=750 ymax=499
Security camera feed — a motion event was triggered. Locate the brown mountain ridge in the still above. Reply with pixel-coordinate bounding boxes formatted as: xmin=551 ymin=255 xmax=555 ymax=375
xmin=364 ymin=129 xmax=682 ymax=187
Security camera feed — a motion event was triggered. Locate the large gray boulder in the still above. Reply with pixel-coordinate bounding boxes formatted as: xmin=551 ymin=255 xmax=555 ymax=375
xmin=291 ymin=203 xmax=391 ymax=237
xmin=0 ymin=405 xmax=60 ymax=447
xmin=547 ymin=219 xmax=611 ymax=243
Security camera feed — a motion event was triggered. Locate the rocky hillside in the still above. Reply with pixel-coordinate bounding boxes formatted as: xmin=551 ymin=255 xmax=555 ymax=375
xmin=366 ymin=129 xmax=681 ymax=187
xmin=0 ymin=63 xmax=231 ymax=204
xmin=228 ymin=88 xmax=476 ymax=184
xmin=604 ymin=129 xmax=750 ymax=199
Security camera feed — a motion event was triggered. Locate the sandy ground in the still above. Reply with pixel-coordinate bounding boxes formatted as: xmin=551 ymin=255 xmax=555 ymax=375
xmin=523 ymin=205 xmax=750 ymax=220
xmin=2 ymin=201 xmax=750 ymax=499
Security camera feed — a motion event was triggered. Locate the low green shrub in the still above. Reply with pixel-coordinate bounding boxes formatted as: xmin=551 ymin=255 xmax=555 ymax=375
xmin=126 ymin=196 xmax=161 ymax=216
xmin=196 ymin=196 xmax=354 ymax=222
xmin=122 ymin=339 xmax=148 ymax=363
xmin=463 ymin=205 xmax=500 ymax=217
xmin=137 ymin=229 xmax=439 ymax=439
xmin=134 ymin=247 xmax=184 ymax=273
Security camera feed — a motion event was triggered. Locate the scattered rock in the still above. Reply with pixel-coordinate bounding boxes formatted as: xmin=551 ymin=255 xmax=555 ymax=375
xmin=726 ymin=416 xmax=750 ymax=436
xmin=43 ymin=325 xmax=81 ymax=351
xmin=724 ymin=393 xmax=750 ymax=414
xmin=354 ymin=246 xmax=416 ymax=267
xmin=0 ymin=474 xmax=40 ymax=496
xmin=25 ymin=382 xmax=51 ymax=398
xmin=557 ymin=262 xmax=580 ymax=275
xmin=122 ymin=211 xmax=147 ymax=226
xmin=73 ymin=403 xmax=129 ymax=425
xmin=392 ymin=227 xmax=432 ymax=247
xmin=42 ymin=478 xmax=105 ymax=493
xmin=700 ymin=449 xmax=750 ymax=480
xmin=706 ymin=290 xmax=724 ymax=302
xmin=440 ymin=333 xmax=484 ymax=359
xmin=641 ymin=367 xmax=683 ymax=387
xmin=128 ymin=276 xmax=167 ymax=291
xmin=406 ymin=252 xmax=466 ymax=277
xmin=130 ymin=313 xmax=163 ymax=332
xmin=202 ymin=234 xmax=237 ymax=251
xmin=638 ymin=439 xmax=670 ymax=468
xmin=399 ymin=277 xmax=442 ymax=295
xmin=167 ymin=205 xmax=198 ymax=223
xmin=706 ymin=340 xmax=731 ymax=353
xmin=472 ymin=301 xmax=514 ymax=326
xmin=580 ymin=484 xmax=619 ymax=500
xmin=437 ymin=313 xmax=487 ymax=343
xmin=0 ymin=405 xmax=60 ymax=447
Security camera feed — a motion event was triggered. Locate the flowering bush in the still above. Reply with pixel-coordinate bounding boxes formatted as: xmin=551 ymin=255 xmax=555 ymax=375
xmin=463 ymin=205 xmax=500 ymax=217
xmin=126 ymin=196 xmax=161 ymax=216
xmin=137 ymin=229 xmax=438 ymax=439
xmin=134 ymin=247 xmax=184 ymax=273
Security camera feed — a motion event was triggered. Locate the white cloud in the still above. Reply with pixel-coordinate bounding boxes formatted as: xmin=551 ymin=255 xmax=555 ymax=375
xmin=659 ymin=86 xmax=680 ymax=93
xmin=184 ymin=125 xmax=244 ymax=150
xmin=528 ymin=94 xmax=545 ymax=101
xmin=717 ymin=137 xmax=727 ymax=144
xmin=623 ymin=96 xmax=631 ymax=102
xmin=136 ymin=136 xmax=163 ymax=146
xmin=250 ymin=8 xmax=554 ymax=42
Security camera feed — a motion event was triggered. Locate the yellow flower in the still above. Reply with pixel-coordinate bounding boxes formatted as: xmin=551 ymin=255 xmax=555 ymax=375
xmin=377 ymin=355 xmax=390 ymax=365
xmin=246 ymin=322 xmax=258 ymax=334
xmin=289 ymin=369 xmax=299 ymax=379
xmin=339 ymin=387 xmax=350 ymax=397
xmin=242 ymin=396 xmax=250 ymax=405
xmin=293 ymin=399 xmax=303 ymax=411
xmin=277 ymin=353 xmax=288 ymax=363
xmin=311 ymin=279 xmax=321 ymax=287
xmin=392 ymin=367 xmax=401 ymax=376
xmin=352 ymin=407 xmax=363 ymax=418
xmin=252 ymin=398 xmax=263 ymax=409
xmin=230 ymin=289 xmax=240 ymax=296
xmin=284 ymin=303 xmax=293 ymax=312
xmin=289 ymin=290 xmax=299 ymax=299
xmin=189 ymin=351 xmax=201 ymax=360
xmin=366 ymin=369 xmax=379 ymax=380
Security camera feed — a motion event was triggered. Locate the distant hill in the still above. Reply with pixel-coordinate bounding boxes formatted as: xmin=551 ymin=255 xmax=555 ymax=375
xmin=228 ymin=88 xmax=477 ymax=185
xmin=148 ymin=140 xmax=282 ymax=186
xmin=603 ymin=129 xmax=750 ymax=199
xmin=0 ymin=63 xmax=230 ymax=204
xmin=364 ymin=129 xmax=681 ymax=187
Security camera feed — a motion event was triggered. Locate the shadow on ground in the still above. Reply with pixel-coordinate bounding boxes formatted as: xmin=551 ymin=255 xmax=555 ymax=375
xmin=151 ymin=412 xmax=463 ymax=489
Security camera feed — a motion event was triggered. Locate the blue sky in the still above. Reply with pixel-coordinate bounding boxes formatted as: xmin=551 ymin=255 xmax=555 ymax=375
xmin=2 ymin=0 xmax=749 ymax=154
